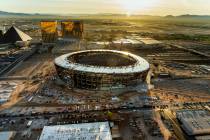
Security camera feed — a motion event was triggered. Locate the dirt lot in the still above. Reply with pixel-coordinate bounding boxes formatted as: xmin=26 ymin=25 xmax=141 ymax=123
xmin=6 ymin=53 xmax=54 ymax=78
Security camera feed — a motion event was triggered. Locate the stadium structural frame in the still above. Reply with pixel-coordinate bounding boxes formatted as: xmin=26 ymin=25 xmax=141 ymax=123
xmin=55 ymin=49 xmax=150 ymax=90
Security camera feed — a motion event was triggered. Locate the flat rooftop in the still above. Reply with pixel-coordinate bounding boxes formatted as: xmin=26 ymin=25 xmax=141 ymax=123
xmin=39 ymin=122 xmax=112 ymax=140
xmin=177 ymin=110 xmax=210 ymax=136
xmin=195 ymin=135 xmax=210 ymax=140
xmin=0 ymin=131 xmax=15 ymax=140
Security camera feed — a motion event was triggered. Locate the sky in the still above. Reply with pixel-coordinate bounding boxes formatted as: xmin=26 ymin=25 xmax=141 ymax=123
xmin=0 ymin=0 xmax=210 ymax=16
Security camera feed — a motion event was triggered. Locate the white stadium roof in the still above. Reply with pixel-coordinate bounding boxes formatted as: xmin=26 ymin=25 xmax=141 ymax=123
xmin=55 ymin=50 xmax=150 ymax=74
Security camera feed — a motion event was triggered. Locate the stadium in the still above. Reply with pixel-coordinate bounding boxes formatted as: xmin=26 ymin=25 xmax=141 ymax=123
xmin=55 ymin=50 xmax=150 ymax=90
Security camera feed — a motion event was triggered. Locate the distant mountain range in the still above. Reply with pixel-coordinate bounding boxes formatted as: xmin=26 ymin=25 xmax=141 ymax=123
xmin=0 ymin=11 xmax=33 ymax=16
xmin=0 ymin=11 xmax=54 ymax=17
xmin=165 ymin=14 xmax=210 ymax=19
xmin=0 ymin=11 xmax=27 ymax=16
xmin=1 ymin=10 xmax=210 ymax=19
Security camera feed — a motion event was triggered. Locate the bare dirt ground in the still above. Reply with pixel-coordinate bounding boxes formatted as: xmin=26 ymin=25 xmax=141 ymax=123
xmin=6 ymin=53 xmax=54 ymax=78
xmin=0 ymin=52 xmax=55 ymax=111
xmin=151 ymin=78 xmax=210 ymax=103
xmin=0 ymin=81 xmax=25 ymax=110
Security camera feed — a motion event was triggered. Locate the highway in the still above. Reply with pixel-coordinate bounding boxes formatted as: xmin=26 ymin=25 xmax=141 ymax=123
xmin=162 ymin=109 xmax=186 ymax=140
xmin=0 ymin=48 xmax=37 ymax=77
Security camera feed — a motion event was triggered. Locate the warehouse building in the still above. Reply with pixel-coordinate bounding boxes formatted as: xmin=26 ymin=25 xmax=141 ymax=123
xmin=39 ymin=122 xmax=112 ymax=140
xmin=176 ymin=110 xmax=210 ymax=136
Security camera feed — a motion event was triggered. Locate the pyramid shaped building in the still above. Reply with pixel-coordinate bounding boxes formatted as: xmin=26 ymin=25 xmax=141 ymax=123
xmin=1 ymin=26 xmax=32 ymax=44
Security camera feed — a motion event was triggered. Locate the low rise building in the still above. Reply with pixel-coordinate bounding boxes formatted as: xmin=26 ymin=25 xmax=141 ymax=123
xmin=176 ymin=110 xmax=210 ymax=136
xmin=39 ymin=122 xmax=112 ymax=140
xmin=0 ymin=131 xmax=16 ymax=140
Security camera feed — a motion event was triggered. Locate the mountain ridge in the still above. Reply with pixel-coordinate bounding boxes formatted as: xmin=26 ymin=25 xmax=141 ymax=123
xmin=1 ymin=10 xmax=210 ymax=19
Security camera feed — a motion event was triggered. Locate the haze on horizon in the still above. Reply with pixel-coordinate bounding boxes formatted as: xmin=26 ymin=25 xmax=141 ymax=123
xmin=0 ymin=0 xmax=210 ymax=16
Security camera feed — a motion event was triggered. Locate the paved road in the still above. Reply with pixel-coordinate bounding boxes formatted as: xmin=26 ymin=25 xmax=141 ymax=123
xmin=163 ymin=109 xmax=186 ymax=140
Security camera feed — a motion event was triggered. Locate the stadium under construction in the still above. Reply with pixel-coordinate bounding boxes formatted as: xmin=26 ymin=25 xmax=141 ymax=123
xmin=55 ymin=50 xmax=150 ymax=91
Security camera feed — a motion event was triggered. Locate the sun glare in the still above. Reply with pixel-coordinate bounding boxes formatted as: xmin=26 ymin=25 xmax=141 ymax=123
xmin=118 ymin=0 xmax=158 ymax=15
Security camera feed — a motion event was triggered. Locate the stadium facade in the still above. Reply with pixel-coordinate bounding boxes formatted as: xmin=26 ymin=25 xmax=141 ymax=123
xmin=55 ymin=50 xmax=150 ymax=90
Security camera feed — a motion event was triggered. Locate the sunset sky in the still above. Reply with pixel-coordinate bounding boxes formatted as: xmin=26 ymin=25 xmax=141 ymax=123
xmin=0 ymin=0 xmax=210 ymax=16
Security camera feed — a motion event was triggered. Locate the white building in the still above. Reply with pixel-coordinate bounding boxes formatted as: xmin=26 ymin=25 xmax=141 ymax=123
xmin=177 ymin=110 xmax=210 ymax=136
xmin=0 ymin=131 xmax=16 ymax=140
xmin=196 ymin=135 xmax=210 ymax=140
xmin=39 ymin=122 xmax=112 ymax=140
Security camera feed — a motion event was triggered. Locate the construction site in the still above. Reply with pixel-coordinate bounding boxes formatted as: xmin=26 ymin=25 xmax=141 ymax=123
xmin=0 ymin=16 xmax=210 ymax=140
